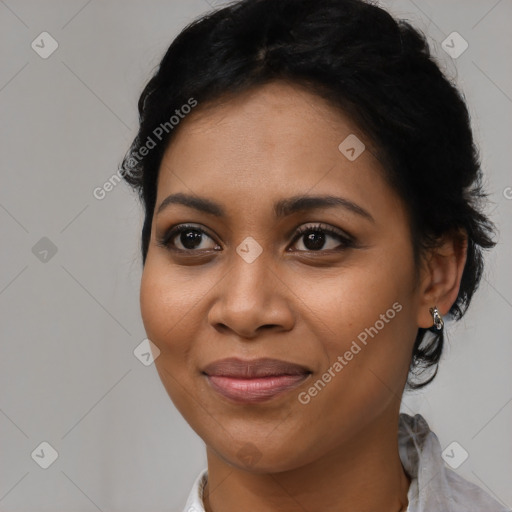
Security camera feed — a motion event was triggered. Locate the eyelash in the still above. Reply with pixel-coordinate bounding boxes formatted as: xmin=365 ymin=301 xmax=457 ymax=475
xmin=156 ymin=223 xmax=355 ymax=254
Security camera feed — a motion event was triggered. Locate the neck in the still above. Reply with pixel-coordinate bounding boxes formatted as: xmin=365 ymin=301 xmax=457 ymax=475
xmin=203 ymin=410 xmax=410 ymax=512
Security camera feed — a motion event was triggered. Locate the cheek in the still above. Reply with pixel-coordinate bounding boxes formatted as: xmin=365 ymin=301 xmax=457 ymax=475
xmin=300 ymin=249 xmax=416 ymax=346
xmin=139 ymin=259 xmax=205 ymax=415
xmin=296 ymin=245 xmax=418 ymax=398
xmin=140 ymin=255 xmax=210 ymax=347
xmin=139 ymin=258 xmax=203 ymax=381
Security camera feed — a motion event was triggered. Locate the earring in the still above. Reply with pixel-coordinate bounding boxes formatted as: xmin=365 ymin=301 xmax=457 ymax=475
xmin=429 ymin=306 xmax=444 ymax=331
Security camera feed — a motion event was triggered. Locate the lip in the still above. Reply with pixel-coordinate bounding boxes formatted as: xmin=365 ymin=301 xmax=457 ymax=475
xmin=203 ymin=358 xmax=311 ymax=403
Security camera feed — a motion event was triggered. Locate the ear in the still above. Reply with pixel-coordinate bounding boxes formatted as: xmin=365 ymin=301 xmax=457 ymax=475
xmin=416 ymin=230 xmax=468 ymax=329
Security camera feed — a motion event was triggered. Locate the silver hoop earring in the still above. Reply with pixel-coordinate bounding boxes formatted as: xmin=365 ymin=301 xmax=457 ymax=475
xmin=429 ymin=306 xmax=444 ymax=331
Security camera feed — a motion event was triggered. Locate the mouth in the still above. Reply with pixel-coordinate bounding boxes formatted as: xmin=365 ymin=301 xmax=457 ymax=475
xmin=202 ymin=357 xmax=312 ymax=403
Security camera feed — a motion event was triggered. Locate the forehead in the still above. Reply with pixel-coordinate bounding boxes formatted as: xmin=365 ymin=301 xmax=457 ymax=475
xmin=155 ymin=81 xmax=398 ymax=220
xmin=161 ymin=81 xmax=358 ymax=168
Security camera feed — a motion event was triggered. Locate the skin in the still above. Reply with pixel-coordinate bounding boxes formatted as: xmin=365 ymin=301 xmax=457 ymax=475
xmin=140 ymin=81 xmax=467 ymax=512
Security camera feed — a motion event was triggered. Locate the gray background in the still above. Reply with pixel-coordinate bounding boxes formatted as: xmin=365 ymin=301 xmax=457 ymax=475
xmin=1 ymin=0 xmax=511 ymax=511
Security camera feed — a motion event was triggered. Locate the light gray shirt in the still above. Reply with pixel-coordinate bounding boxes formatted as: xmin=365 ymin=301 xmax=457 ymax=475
xmin=183 ymin=413 xmax=509 ymax=511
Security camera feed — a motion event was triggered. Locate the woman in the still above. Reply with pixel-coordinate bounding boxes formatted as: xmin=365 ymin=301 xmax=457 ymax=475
xmin=121 ymin=0 xmax=507 ymax=510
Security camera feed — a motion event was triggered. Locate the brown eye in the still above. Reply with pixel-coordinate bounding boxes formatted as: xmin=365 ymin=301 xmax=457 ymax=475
xmin=158 ymin=224 xmax=221 ymax=252
xmin=290 ymin=224 xmax=354 ymax=252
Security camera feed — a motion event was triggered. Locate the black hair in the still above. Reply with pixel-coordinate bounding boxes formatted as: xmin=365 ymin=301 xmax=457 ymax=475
xmin=120 ymin=0 xmax=496 ymax=388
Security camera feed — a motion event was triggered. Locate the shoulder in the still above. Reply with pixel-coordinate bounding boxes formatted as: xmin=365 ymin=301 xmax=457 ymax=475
xmin=443 ymin=468 xmax=509 ymax=511
xmin=399 ymin=413 xmax=509 ymax=512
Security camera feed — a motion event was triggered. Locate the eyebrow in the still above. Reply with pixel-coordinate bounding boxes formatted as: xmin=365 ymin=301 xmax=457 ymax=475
xmin=156 ymin=192 xmax=374 ymax=223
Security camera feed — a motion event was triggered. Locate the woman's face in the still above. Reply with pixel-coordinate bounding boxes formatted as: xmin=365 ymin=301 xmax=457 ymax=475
xmin=140 ymin=81 xmax=423 ymax=472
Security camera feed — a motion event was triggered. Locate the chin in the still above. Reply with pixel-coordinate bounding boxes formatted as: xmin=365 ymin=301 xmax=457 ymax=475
xmin=203 ymin=425 xmax=319 ymax=474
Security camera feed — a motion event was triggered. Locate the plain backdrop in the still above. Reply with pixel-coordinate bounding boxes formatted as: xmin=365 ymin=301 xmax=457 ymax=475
xmin=1 ymin=0 xmax=511 ymax=511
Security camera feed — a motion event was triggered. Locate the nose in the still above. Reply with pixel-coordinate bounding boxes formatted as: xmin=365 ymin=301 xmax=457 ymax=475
xmin=207 ymin=252 xmax=296 ymax=339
